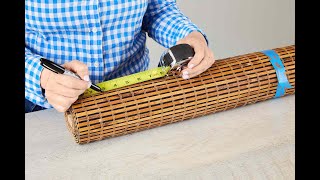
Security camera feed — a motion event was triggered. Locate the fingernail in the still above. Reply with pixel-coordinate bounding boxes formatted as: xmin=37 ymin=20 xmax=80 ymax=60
xmin=87 ymin=81 xmax=92 ymax=88
xmin=83 ymin=75 xmax=90 ymax=82
xmin=183 ymin=71 xmax=189 ymax=75
xmin=182 ymin=75 xmax=189 ymax=79
xmin=188 ymin=64 xmax=195 ymax=69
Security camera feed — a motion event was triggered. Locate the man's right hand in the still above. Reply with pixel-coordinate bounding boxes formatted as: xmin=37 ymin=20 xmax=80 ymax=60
xmin=40 ymin=60 xmax=91 ymax=112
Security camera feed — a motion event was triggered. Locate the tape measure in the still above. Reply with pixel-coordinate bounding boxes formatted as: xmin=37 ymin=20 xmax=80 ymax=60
xmin=82 ymin=66 xmax=170 ymax=97
xmin=81 ymin=44 xmax=195 ymax=98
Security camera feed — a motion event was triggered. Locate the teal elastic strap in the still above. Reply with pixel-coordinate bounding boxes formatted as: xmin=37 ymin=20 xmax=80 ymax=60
xmin=261 ymin=50 xmax=292 ymax=98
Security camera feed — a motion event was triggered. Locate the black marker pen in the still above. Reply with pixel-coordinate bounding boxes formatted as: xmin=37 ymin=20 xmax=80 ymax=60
xmin=40 ymin=58 xmax=102 ymax=93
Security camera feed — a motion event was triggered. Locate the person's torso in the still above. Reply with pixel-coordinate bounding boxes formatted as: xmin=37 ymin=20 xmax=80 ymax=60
xmin=25 ymin=0 xmax=150 ymax=83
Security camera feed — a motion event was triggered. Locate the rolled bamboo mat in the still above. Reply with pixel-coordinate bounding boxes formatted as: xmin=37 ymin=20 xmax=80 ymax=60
xmin=65 ymin=45 xmax=295 ymax=144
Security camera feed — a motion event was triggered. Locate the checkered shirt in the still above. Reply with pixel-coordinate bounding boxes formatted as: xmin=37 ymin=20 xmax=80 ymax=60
xmin=25 ymin=0 xmax=207 ymax=108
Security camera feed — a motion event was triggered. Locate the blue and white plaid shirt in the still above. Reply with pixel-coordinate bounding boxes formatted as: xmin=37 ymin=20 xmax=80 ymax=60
xmin=25 ymin=0 xmax=206 ymax=108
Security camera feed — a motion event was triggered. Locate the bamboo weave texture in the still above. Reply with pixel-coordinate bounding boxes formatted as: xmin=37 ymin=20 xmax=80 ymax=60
xmin=65 ymin=45 xmax=295 ymax=144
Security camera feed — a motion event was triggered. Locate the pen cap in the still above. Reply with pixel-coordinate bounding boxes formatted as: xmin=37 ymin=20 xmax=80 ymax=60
xmin=40 ymin=58 xmax=65 ymax=74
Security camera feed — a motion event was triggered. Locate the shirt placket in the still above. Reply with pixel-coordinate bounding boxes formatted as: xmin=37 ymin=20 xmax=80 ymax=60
xmin=84 ymin=0 xmax=104 ymax=84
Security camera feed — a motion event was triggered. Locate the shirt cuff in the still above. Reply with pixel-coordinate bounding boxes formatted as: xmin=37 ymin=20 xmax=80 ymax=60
xmin=25 ymin=54 xmax=52 ymax=108
xmin=176 ymin=24 xmax=210 ymax=47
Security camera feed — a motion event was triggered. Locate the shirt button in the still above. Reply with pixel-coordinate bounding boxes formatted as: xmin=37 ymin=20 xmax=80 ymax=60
xmin=94 ymin=62 xmax=99 ymax=67
xmin=91 ymin=27 xmax=98 ymax=33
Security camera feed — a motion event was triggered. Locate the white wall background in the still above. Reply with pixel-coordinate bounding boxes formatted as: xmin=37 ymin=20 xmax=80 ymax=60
xmin=146 ymin=0 xmax=295 ymax=68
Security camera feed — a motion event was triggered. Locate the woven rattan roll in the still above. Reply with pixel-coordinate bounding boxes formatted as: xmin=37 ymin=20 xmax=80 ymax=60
xmin=65 ymin=45 xmax=295 ymax=144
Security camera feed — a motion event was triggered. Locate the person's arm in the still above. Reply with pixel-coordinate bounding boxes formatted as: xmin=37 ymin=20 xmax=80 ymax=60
xmin=25 ymin=47 xmax=49 ymax=107
xmin=25 ymin=47 xmax=91 ymax=112
xmin=142 ymin=0 xmax=215 ymax=79
xmin=142 ymin=0 xmax=208 ymax=48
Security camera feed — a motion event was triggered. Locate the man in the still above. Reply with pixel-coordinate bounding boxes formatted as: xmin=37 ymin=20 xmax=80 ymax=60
xmin=25 ymin=0 xmax=215 ymax=113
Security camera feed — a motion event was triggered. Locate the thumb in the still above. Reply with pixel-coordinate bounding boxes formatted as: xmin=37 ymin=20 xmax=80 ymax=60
xmin=63 ymin=60 xmax=90 ymax=81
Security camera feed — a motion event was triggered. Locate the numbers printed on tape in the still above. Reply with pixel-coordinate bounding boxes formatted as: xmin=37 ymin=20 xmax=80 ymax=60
xmin=82 ymin=66 xmax=170 ymax=98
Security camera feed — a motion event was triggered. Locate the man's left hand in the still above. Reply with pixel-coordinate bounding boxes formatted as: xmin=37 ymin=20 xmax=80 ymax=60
xmin=176 ymin=31 xmax=215 ymax=79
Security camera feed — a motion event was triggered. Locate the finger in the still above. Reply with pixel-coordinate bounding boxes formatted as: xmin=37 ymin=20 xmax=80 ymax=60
xmin=46 ymin=91 xmax=78 ymax=112
xmin=40 ymin=68 xmax=54 ymax=90
xmin=188 ymin=55 xmax=215 ymax=78
xmin=63 ymin=60 xmax=90 ymax=81
xmin=44 ymin=81 xmax=85 ymax=98
xmin=186 ymin=42 xmax=206 ymax=69
xmin=54 ymin=74 xmax=91 ymax=90
xmin=50 ymin=102 xmax=68 ymax=113
xmin=188 ymin=56 xmax=215 ymax=78
xmin=181 ymin=50 xmax=215 ymax=79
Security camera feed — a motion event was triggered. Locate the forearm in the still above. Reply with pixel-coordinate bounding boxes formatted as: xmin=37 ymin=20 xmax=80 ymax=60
xmin=142 ymin=0 xmax=208 ymax=48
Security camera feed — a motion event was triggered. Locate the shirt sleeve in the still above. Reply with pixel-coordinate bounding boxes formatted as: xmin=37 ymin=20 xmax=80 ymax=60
xmin=25 ymin=47 xmax=50 ymax=108
xmin=142 ymin=0 xmax=209 ymax=48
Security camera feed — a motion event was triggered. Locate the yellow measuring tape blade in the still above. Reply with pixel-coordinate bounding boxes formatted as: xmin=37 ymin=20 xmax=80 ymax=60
xmin=82 ymin=66 xmax=171 ymax=98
